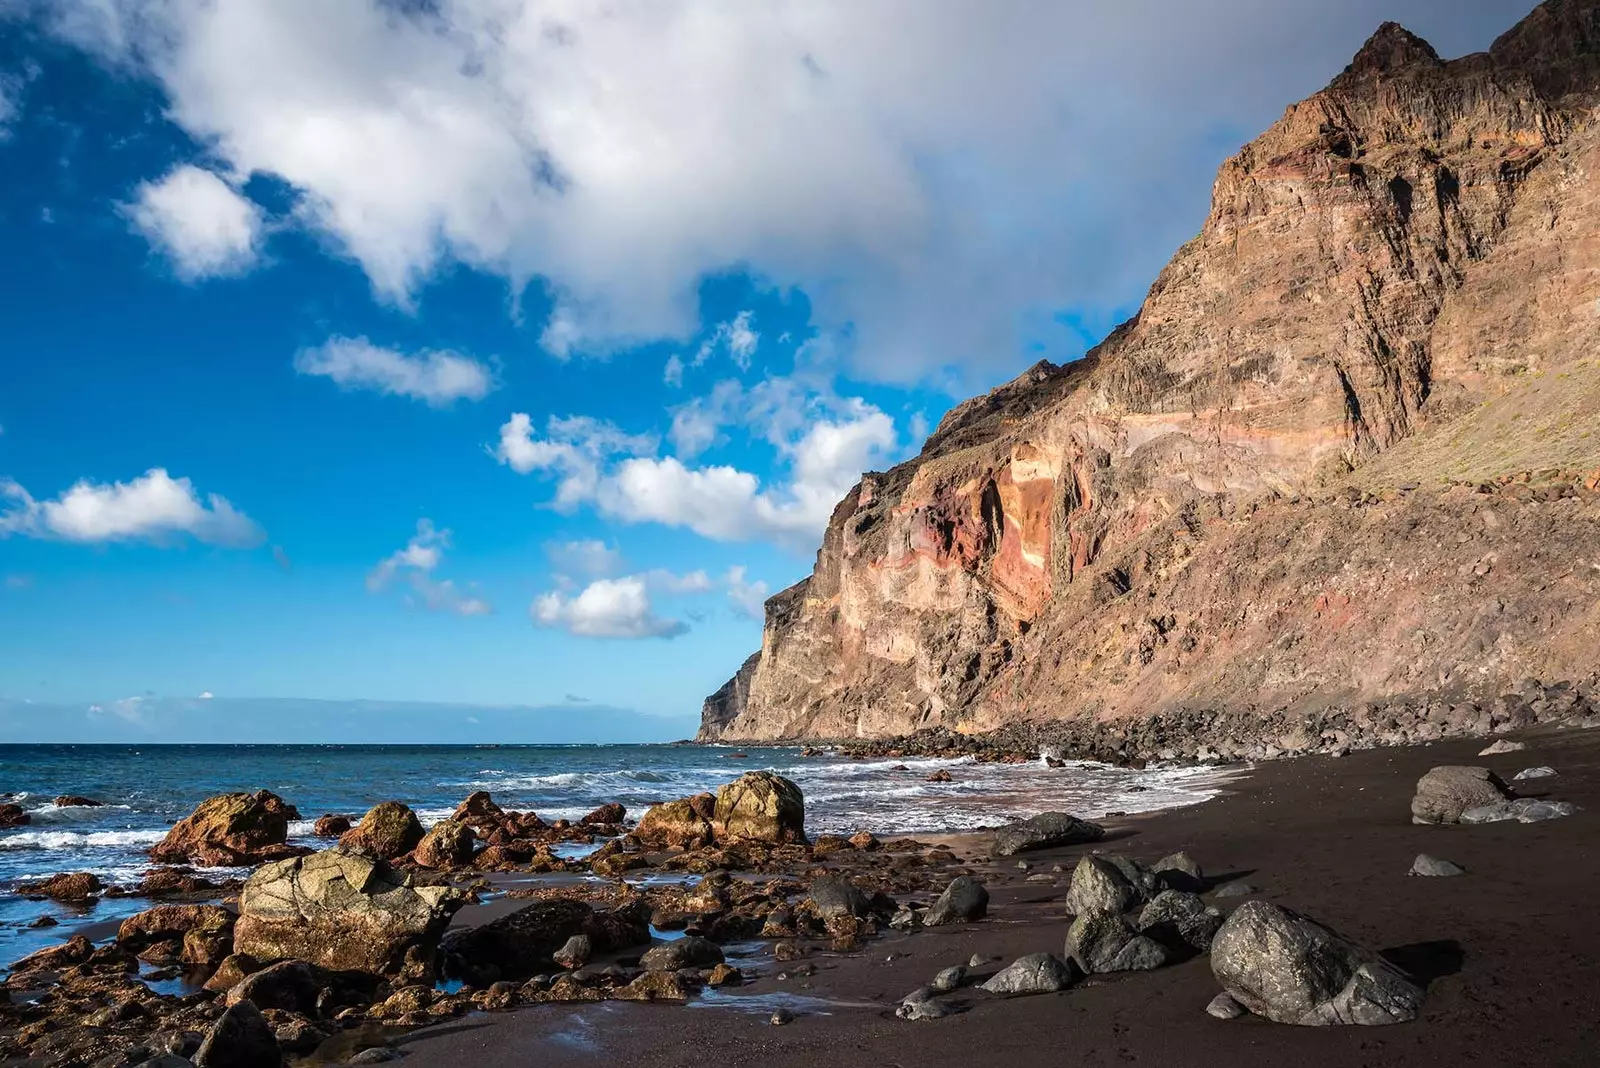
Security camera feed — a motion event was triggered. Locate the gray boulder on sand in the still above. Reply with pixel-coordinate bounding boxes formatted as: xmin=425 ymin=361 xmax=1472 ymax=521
xmin=1460 ymin=799 xmax=1580 ymax=824
xmin=1153 ymin=851 xmax=1205 ymax=891
xmin=1411 ymin=766 xmax=1511 ymax=825
xmin=979 ymin=952 xmax=1078 ymax=995
xmin=1065 ymin=854 xmax=1140 ymax=915
xmin=233 ymin=847 xmax=465 ymax=982
xmin=1138 ymin=890 xmax=1224 ymax=952
xmin=806 ymin=875 xmax=872 ymax=918
xmin=1409 ymin=854 xmax=1465 ymax=877
xmin=1065 ymin=910 xmax=1168 ymax=973
xmin=990 ymin=812 xmax=1105 ymax=857
xmin=895 ymin=987 xmax=952 ymax=1020
xmin=1512 ymin=766 xmax=1557 ymax=781
xmin=929 ymin=965 xmax=966 ymax=993
xmin=1206 ymin=991 xmax=1246 ymax=1019
xmin=1210 ymin=901 xmax=1425 ymax=1026
xmin=922 ymin=876 xmax=989 ymax=926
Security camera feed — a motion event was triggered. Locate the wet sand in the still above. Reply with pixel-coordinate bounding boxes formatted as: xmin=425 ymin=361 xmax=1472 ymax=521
xmin=394 ymin=725 xmax=1600 ymax=1068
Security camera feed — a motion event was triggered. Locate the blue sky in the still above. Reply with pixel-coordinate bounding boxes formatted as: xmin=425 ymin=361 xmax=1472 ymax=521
xmin=0 ymin=1 xmax=1534 ymax=741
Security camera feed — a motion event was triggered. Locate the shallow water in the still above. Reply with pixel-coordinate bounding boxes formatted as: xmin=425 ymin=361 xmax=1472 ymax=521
xmin=0 ymin=742 xmax=1236 ymax=966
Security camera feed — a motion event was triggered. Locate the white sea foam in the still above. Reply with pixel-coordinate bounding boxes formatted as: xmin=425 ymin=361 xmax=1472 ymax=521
xmin=0 ymin=829 xmax=166 ymax=851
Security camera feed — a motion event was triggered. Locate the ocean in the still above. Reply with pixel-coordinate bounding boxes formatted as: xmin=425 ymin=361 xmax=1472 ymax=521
xmin=0 ymin=743 xmax=1235 ymax=966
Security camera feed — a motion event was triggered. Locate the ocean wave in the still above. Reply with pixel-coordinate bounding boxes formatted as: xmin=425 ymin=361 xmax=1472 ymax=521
xmin=0 ymin=829 xmax=167 ymax=851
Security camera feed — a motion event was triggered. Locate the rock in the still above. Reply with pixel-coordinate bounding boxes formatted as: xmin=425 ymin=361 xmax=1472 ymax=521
xmin=635 ymin=793 xmax=717 ymax=847
xmin=450 ymin=791 xmax=508 ymax=831
xmin=234 ymin=847 xmax=465 ymax=981
xmin=896 ymin=993 xmax=951 ymax=1020
xmin=1065 ymin=854 xmax=1139 ymax=915
xmin=925 ymin=769 xmax=954 ymax=783
xmin=411 ymin=819 xmax=475 ymax=869
xmin=1206 ymin=991 xmax=1246 ymax=1019
xmin=1460 ymin=798 xmax=1580 ymax=824
xmin=713 ymin=771 xmax=805 ymax=843
xmin=51 ymin=795 xmax=103 ymax=807
xmin=641 ymin=935 xmax=724 ymax=972
xmin=1214 ymin=883 xmax=1257 ymax=899
xmin=443 ymin=898 xmax=647 ymax=980
xmin=1479 ymin=739 xmax=1526 ymax=755
xmin=117 ymin=904 xmax=235 ymax=965
xmin=1138 ymin=890 xmax=1223 ymax=952
xmin=1408 ymin=854 xmax=1466 ymax=877
xmin=10 ymin=933 xmax=93 ymax=974
xmin=552 ymin=934 xmax=592 ymax=970
xmin=968 ymin=953 xmax=987 ymax=968
xmin=313 ymin=814 xmax=352 ymax=837
xmin=1513 ymin=766 xmax=1557 ymax=780
xmin=1153 ymin=851 xmax=1205 ymax=891
xmin=225 ymin=959 xmax=320 ymax=1013
xmin=204 ymin=953 xmax=261 ymax=993
xmin=979 ymin=952 xmax=1077 ymax=995
xmin=339 ymin=802 xmax=424 ymax=859
xmin=922 ymin=875 xmax=989 ymax=926
xmin=0 ymin=803 xmax=29 ymax=827
xmin=17 ymin=871 xmax=102 ymax=901
xmin=1211 ymin=901 xmax=1424 ymax=1026
xmin=1065 ymin=909 xmax=1168 ymax=973
xmin=581 ymin=802 xmax=626 ymax=825
xmin=615 ymin=971 xmax=693 ymax=1001
xmin=348 ymin=1048 xmax=403 ymax=1064
xmin=706 ymin=962 xmax=743 ymax=987
xmin=930 ymin=965 xmax=966 ymax=993
xmin=770 ymin=1008 xmax=794 ymax=1025
xmin=150 ymin=790 xmax=301 ymax=866
xmin=805 ymin=875 xmax=871 ymax=918
xmin=847 ymin=830 xmax=881 ymax=851
xmin=1411 ymin=766 xmax=1511 ymax=825
xmin=990 ymin=812 xmax=1105 ymax=857
xmin=193 ymin=1001 xmax=280 ymax=1068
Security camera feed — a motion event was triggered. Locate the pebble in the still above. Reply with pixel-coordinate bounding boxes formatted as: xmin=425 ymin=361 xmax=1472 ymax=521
xmin=930 ymin=966 xmax=965 ymax=993
xmin=1409 ymin=854 xmax=1466 ymax=877
xmin=967 ymin=953 xmax=987 ymax=968
xmin=1513 ymin=766 xmax=1557 ymax=780
xmin=770 ymin=1008 xmax=794 ymax=1026
xmin=1213 ymin=883 xmax=1257 ymax=899
xmin=1206 ymin=992 xmax=1246 ymax=1020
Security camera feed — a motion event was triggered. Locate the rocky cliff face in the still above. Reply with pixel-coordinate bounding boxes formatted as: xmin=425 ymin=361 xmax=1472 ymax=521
xmin=701 ymin=1 xmax=1600 ymax=745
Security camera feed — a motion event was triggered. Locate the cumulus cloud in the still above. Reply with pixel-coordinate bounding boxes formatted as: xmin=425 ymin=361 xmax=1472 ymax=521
xmin=368 ymin=519 xmax=491 ymax=616
xmin=689 ymin=311 xmax=759 ymax=374
xmin=0 ymin=468 xmax=263 ymax=547
xmin=197 ymin=690 xmax=214 ymax=699
xmin=533 ymin=576 xmax=687 ymax=640
xmin=725 ymin=565 xmax=770 ymax=620
xmin=122 ymin=164 xmax=264 ymax=280
xmin=294 ymin=336 xmax=494 ymax=406
xmin=20 ymin=0 xmax=1523 ymax=381
xmin=494 ymin=413 xmax=655 ymax=509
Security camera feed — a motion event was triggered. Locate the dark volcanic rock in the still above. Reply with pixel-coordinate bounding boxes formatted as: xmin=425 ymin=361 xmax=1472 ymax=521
xmin=805 ymin=875 xmax=872 ymax=919
xmin=922 ymin=875 xmax=989 ymax=926
xmin=990 ymin=812 xmax=1105 ymax=857
xmin=193 ymin=1001 xmax=280 ymax=1068
xmin=1065 ymin=854 xmax=1140 ymax=915
xmin=979 ymin=952 xmax=1077 ymax=995
xmin=1065 ymin=909 xmax=1168 ymax=973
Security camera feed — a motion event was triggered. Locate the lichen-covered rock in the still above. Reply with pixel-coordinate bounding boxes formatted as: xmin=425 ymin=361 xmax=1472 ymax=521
xmin=979 ymin=952 xmax=1077 ymax=995
xmin=117 ymin=904 xmax=235 ymax=965
xmin=149 ymin=790 xmax=303 ymax=866
xmin=1065 ymin=854 xmax=1139 ymax=915
xmin=1411 ymin=766 xmax=1512 ymax=824
xmin=713 ymin=771 xmax=805 ymax=843
xmin=1210 ymin=901 xmax=1424 ymax=1026
xmin=411 ymin=820 xmax=475 ymax=869
xmin=922 ymin=875 xmax=989 ymax=926
xmin=991 ymin=812 xmax=1105 ymax=857
xmin=1065 ymin=910 xmax=1168 ymax=973
xmin=233 ymin=847 xmax=465 ymax=981
xmin=339 ymin=801 xmax=425 ymax=859
xmin=1137 ymin=890 xmax=1223 ymax=953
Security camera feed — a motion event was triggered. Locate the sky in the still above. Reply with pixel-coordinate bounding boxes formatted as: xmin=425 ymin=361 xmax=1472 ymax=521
xmin=0 ymin=0 xmax=1538 ymax=742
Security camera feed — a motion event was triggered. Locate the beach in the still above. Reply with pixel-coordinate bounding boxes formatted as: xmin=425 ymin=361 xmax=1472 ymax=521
xmin=390 ymin=726 xmax=1600 ymax=1068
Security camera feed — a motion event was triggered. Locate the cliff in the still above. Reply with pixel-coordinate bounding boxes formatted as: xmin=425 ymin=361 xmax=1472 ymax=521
xmin=700 ymin=1 xmax=1600 ymax=745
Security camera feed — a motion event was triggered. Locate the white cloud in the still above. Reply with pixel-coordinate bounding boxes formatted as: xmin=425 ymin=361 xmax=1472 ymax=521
xmin=0 ymin=468 xmax=263 ymax=547
xmin=197 ymin=690 xmax=214 ymax=699
xmin=294 ymin=336 xmax=494 ymax=406
xmin=545 ymin=538 xmax=623 ymax=578
xmin=690 ymin=311 xmax=760 ymax=373
xmin=533 ymin=576 xmax=687 ymax=640
xmin=368 ymin=519 xmax=491 ymax=616
xmin=0 ymin=73 xmax=21 ymax=140
xmin=494 ymin=413 xmax=655 ymax=510
xmin=663 ymin=354 xmax=685 ymax=388
xmin=725 ymin=565 xmax=770 ymax=620
xmin=26 ymin=0 xmax=1508 ymax=380
xmin=122 ymin=164 xmax=264 ymax=280
xmin=645 ymin=568 xmax=712 ymax=594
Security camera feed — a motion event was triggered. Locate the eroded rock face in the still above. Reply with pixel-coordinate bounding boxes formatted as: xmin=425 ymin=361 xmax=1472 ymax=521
xmin=699 ymin=2 xmax=1600 ymax=745
xmin=1211 ymin=901 xmax=1424 ymax=1026
xmin=149 ymin=790 xmax=303 ymax=867
xmin=233 ymin=847 xmax=465 ymax=981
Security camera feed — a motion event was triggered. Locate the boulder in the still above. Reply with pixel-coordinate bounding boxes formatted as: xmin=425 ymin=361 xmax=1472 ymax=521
xmin=17 ymin=871 xmax=102 ymax=901
xmin=150 ymin=790 xmax=302 ymax=866
xmin=641 ymin=935 xmax=725 ymax=972
xmin=1065 ymin=854 xmax=1139 ymax=915
xmin=441 ymin=898 xmax=648 ymax=981
xmin=636 ymin=793 xmax=717 ymax=847
xmin=1460 ymin=798 xmax=1580 ymax=824
xmin=990 ymin=812 xmax=1105 ymax=857
xmin=1207 ymin=991 xmax=1246 ymax=1019
xmin=0 ymin=803 xmax=29 ymax=827
xmin=312 ymin=814 xmax=352 ymax=837
xmin=922 ymin=876 xmax=989 ymax=926
xmin=193 ymin=1001 xmax=280 ymax=1068
xmin=1065 ymin=910 xmax=1168 ymax=973
xmin=1210 ymin=901 xmax=1424 ymax=1026
xmin=1512 ymin=766 xmax=1557 ymax=781
xmin=930 ymin=965 xmax=966 ymax=993
xmin=1408 ymin=854 xmax=1466 ymax=877
xmin=234 ymin=847 xmax=465 ymax=981
xmin=117 ymin=904 xmax=235 ymax=965
xmin=204 ymin=953 xmax=261 ymax=993
xmin=713 ymin=771 xmax=805 ymax=843
xmin=1410 ymin=766 xmax=1510 ymax=825
xmin=805 ymin=875 xmax=871 ymax=918
xmin=51 ymin=795 xmax=104 ymax=808
xmin=848 ymin=831 xmax=881 ymax=851
xmin=614 ymin=971 xmax=693 ymax=1001
xmin=1153 ymin=851 xmax=1205 ymax=892
xmin=450 ymin=791 xmax=507 ymax=832
xmin=581 ymin=802 xmax=626 ymax=825
xmin=412 ymin=820 xmax=475 ymax=869
xmin=979 ymin=952 xmax=1077 ymax=995
xmin=224 ymin=959 xmax=320 ymax=1014
xmin=552 ymin=934 xmax=592 ymax=970
xmin=1478 ymin=739 xmax=1526 ymax=755
xmin=339 ymin=802 xmax=425 ymax=860
xmin=1137 ymin=890 xmax=1223 ymax=953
